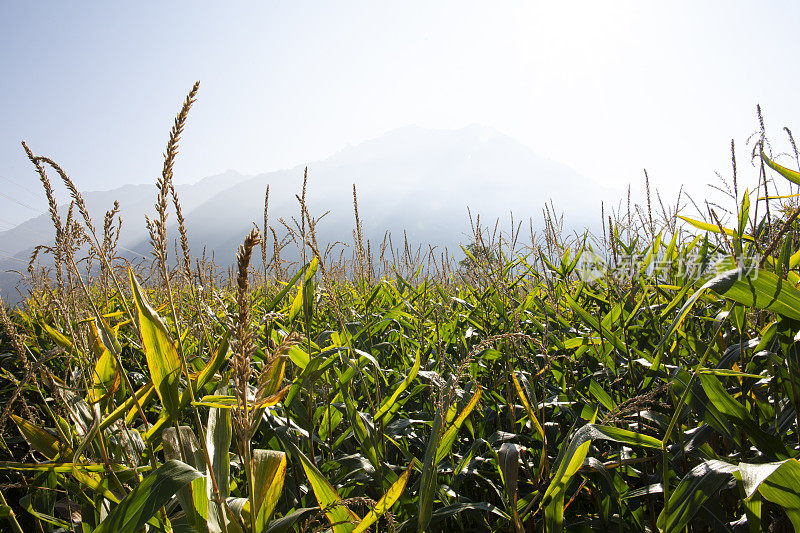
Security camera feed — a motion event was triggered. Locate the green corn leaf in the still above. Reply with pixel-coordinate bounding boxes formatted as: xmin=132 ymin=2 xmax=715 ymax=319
xmin=207 ymin=385 xmax=233 ymax=533
xmin=544 ymin=492 xmax=565 ymax=533
xmin=698 ymin=368 xmax=764 ymax=379
xmin=699 ymin=373 xmax=788 ymax=459
xmin=288 ymin=283 xmax=304 ymax=323
xmin=142 ymin=328 xmax=232 ymax=445
xmin=564 ymin=293 xmax=630 ymax=355
xmin=41 ymin=322 xmax=74 ymax=352
xmin=646 ymin=263 xmax=795 ymax=385
xmin=163 ymin=426 xmax=207 ymax=532
xmin=738 ymin=461 xmax=791 ymax=499
xmin=425 ymin=501 xmax=508 ymax=527
xmin=541 ymin=423 xmax=661 ymax=532
xmin=374 ymin=348 xmax=421 ymax=425
xmin=192 ymin=386 xmax=290 ymax=409
xmin=264 ymin=507 xmax=317 ymax=533
xmin=8 ymin=417 xmax=123 ymax=505
xmin=588 ymin=380 xmax=616 ymax=412
xmin=263 ymin=266 xmax=307 ymax=314
xmin=92 ymin=459 xmax=202 ymax=533
xmin=271 ymin=329 xmax=310 ymax=369
xmin=302 ymin=256 xmax=319 ymax=319
xmin=11 ymin=415 xmax=60 ymax=460
xmin=304 ymin=255 xmax=319 ymax=283
xmin=87 ymin=320 xmax=120 ymax=404
xmin=70 ymin=401 xmax=101 ymax=468
xmin=511 ymin=372 xmax=546 ymax=480
xmin=318 ymin=406 xmax=343 ymax=442
xmin=707 ymin=262 xmax=800 ymax=320
xmin=738 ymin=189 xmax=751 ymax=237
xmin=498 ymin=443 xmax=523 ymax=532
xmin=418 ymin=377 xmax=453 ymax=532
xmin=742 ymin=489 xmax=763 ymax=533
xmin=19 ymin=493 xmax=72 ymax=529
xmin=736 ymin=459 xmax=800 ymax=530
xmin=99 ymin=381 xmax=153 ymax=433
xmin=281 ymin=436 xmax=360 ymax=533
xmin=260 ymin=351 xmax=287 ymax=399
xmin=286 ymin=257 xmax=319 ymax=323
xmin=129 ymin=269 xmax=182 ymax=419
xmin=339 ymin=381 xmax=381 ymax=470
xmin=511 ymin=372 xmax=545 ymax=442
xmin=657 ymin=459 xmax=738 ymax=532
xmin=0 ymin=461 xmax=128 ymax=473
xmin=195 ymin=332 xmax=231 ymax=391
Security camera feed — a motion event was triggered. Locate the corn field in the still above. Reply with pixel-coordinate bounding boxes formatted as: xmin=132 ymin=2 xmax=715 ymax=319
xmin=4 ymin=84 xmax=800 ymax=532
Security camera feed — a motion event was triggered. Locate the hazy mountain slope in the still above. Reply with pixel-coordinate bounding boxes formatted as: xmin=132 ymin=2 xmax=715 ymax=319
xmin=173 ymin=125 xmax=614 ymax=263
xmin=0 ymin=125 xmax=618 ymax=301
xmin=0 ymin=170 xmax=250 ymax=299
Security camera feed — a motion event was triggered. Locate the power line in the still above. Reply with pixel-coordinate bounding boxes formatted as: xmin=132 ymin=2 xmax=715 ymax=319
xmin=0 ymin=185 xmax=155 ymax=261
xmin=0 ymin=174 xmax=42 ymax=198
xmin=0 ymin=215 xmax=150 ymax=260
xmin=0 ymin=249 xmax=30 ymax=266
xmin=0 ymin=190 xmax=39 ymax=211
xmin=0 ymin=217 xmax=51 ymax=239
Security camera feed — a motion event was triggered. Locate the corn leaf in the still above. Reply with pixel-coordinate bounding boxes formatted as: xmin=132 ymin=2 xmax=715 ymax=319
xmin=87 ymin=320 xmax=120 ymax=404
xmin=737 ymin=459 xmax=800 ymax=530
xmin=710 ymin=262 xmax=800 ymax=320
xmin=762 ymin=151 xmax=800 ymax=186
xmin=252 ymin=449 xmax=287 ymax=533
xmin=418 ymin=377 xmax=453 ymax=532
xmin=699 ymin=373 xmax=789 ymax=459
xmin=374 ymin=348 xmax=421 ymax=425
xmin=163 ymin=426 xmax=207 ymax=532
xmin=207 ymin=385 xmax=235 ymax=533
xmin=435 ymin=386 xmax=482 ymax=464
xmin=678 ymin=215 xmax=756 ymax=242
xmin=92 ymin=459 xmax=202 ymax=533
xmin=282 ymin=436 xmax=360 ymax=533
xmin=657 ymin=459 xmax=738 ymax=532
xmin=352 ymin=463 xmax=412 ymax=533
xmin=11 ymin=415 xmax=60 ymax=460
xmin=129 ymin=269 xmax=182 ymax=419
xmin=541 ymin=422 xmax=661 ymax=532
xmin=511 ymin=371 xmax=546 ymax=479
xmin=41 ymin=323 xmax=74 ymax=352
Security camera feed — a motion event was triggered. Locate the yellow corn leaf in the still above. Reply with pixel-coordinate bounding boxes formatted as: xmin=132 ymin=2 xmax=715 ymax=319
xmin=252 ymin=450 xmax=287 ymax=531
xmin=353 ymin=463 xmax=412 ymax=533
xmin=678 ymin=215 xmax=755 ymax=242
xmin=435 ymin=387 xmax=482 ymax=464
xmin=87 ymin=320 xmax=120 ymax=404
xmin=129 ymin=269 xmax=182 ymax=419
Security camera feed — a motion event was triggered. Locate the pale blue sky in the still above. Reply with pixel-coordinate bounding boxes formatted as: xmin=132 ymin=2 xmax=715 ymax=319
xmin=2 ymin=2 xmax=800 ymax=228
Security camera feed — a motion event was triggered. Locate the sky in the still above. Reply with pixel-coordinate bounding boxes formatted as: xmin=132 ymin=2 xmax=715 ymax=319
xmin=2 ymin=2 xmax=800 ymax=229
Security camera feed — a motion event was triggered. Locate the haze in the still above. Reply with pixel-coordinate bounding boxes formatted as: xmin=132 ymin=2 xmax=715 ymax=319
xmin=1 ymin=2 xmax=799 ymax=230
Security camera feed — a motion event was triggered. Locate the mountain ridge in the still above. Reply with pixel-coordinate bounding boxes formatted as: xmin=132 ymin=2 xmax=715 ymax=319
xmin=0 ymin=125 xmax=618 ymax=302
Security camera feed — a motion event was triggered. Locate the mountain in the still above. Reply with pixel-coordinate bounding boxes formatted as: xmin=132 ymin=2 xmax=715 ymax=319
xmin=0 ymin=125 xmax=618 ymax=302
xmin=175 ymin=125 xmax=616 ymax=262
xmin=0 ymin=170 xmax=250 ymax=300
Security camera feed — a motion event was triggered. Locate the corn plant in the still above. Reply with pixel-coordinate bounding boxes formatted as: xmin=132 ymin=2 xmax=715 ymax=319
xmin=4 ymin=84 xmax=800 ymax=532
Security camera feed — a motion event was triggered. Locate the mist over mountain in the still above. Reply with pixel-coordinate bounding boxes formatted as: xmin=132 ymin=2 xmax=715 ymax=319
xmin=0 ymin=125 xmax=618 ymax=301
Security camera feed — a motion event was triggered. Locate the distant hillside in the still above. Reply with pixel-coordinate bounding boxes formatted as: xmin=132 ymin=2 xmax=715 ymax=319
xmin=0 ymin=170 xmax=250 ymax=300
xmin=0 ymin=125 xmax=618 ymax=301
